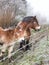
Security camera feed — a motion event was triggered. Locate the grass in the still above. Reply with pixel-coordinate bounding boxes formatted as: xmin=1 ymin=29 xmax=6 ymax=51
xmin=15 ymin=37 xmax=49 ymax=65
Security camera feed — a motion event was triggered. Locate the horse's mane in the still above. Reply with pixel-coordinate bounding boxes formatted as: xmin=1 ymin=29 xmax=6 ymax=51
xmin=22 ymin=16 xmax=35 ymax=23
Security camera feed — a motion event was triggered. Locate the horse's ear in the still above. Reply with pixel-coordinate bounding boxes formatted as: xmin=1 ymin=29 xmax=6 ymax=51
xmin=34 ymin=16 xmax=36 ymax=18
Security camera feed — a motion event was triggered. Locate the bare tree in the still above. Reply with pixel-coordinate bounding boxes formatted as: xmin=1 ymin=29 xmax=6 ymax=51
xmin=0 ymin=0 xmax=27 ymax=28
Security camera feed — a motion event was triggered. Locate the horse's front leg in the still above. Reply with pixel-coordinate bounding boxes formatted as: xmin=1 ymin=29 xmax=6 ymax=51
xmin=0 ymin=44 xmax=7 ymax=60
xmin=19 ymin=40 xmax=25 ymax=50
xmin=25 ymin=40 xmax=31 ymax=50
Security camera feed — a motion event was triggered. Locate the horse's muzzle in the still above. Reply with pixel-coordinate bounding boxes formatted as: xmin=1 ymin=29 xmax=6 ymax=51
xmin=35 ymin=26 xmax=41 ymax=31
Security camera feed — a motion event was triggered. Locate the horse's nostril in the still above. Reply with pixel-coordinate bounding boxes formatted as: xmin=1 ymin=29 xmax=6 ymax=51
xmin=37 ymin=28 xmax=41 ymax=31
xmin=35 ymin=29 xmax=40 ymax=31
xmin=35 ymin=27 xmax=41 ymax=31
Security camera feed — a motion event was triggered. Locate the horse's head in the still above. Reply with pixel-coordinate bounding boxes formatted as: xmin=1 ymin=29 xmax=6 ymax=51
xmin=17 ymin=16 xmax=41 ymax=31
xmin=29 ymin=16 xmax=41 ymax=31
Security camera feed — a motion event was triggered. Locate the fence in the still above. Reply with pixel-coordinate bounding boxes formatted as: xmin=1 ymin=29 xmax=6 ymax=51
xmin=0 ymin=26 xmax=49 ymax=65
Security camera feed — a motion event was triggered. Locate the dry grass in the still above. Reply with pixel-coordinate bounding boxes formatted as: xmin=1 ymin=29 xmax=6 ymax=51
xmin=0 ymin=8 xmax=16 ymax=28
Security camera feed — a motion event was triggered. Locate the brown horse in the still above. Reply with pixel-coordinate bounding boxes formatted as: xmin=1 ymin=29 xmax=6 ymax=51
xmin=0 ymin=16 xmax=40 ymax=60
xmin=17 ymin=16 xmax=41 ymax=50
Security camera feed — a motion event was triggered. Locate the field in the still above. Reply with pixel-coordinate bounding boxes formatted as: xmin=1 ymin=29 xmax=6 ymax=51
xmin=0 ymin=25 xmax=49 ymax=65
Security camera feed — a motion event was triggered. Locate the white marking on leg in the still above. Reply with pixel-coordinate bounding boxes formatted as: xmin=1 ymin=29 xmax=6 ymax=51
xmin=18 ymin=37 xmax=25 ymax=42
xmin=0 ymin=44 xmax=7 ymax=57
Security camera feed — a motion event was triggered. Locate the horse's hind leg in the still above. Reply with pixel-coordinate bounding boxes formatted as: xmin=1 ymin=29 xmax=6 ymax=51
xmin=0 ymin=44 xmax=7 ymax=60
xmin=8 ymin=44 xmax=14 ymax=62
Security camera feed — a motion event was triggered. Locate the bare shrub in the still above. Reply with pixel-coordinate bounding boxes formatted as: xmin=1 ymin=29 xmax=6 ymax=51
xmin=0 ymin=0 xmax=26 ymax=28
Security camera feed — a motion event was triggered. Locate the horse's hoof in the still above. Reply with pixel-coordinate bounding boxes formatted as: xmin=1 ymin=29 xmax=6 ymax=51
xmin=8 ymin=56 xmax=14 ymax=63
xmin=0 ymin=56 xmax=3 ymax=60
xmin=19 ymin=46 xmax=24 ymax=51
xmin=9 ymin=58 xmax=11 ymax=63
xmin=25 ymin=45 xmax=31 ymax=51
xmin=30 ymin=44 xmax=32 ymax=47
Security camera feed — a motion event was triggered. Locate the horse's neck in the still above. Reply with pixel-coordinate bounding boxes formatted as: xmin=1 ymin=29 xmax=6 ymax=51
xmin=24 ymin=23 xmax=31 ymax=31
xmin=15 ymin=22 xmax=30 ymax=31
xmin=19 ymin=22 xmax=30 ymax=30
